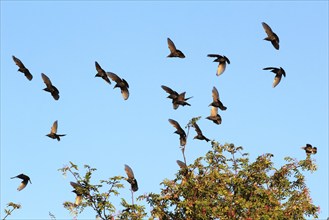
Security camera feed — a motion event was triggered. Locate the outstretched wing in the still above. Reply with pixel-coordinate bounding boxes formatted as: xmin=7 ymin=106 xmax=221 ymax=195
xmin=167 ymin=38 xmax=177 ymax=53
xmin=51 ymin=120 xmax=58 ymax=133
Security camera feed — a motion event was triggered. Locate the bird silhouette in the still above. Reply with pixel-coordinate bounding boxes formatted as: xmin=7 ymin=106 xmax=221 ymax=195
xmin=206 ymin=106 xmax=222 ymax=125
xmin=176 ymin=160 xmax=188 ymax=176
xmin=262 ymin=22 xmax=280 ymax=50
xmin=95 ymin=61 xmax=111 ymax=84
xmin=209 ymin=86 xmax=227 ymax=111
xmin=167 ymin=38 xmax=185 ymax=58
xmin=12 ymin=56 xmax=33 ymax=81
xmin=124 ymin=164 xmax=138 ymax=192
xmin=192 ymin=122 xmax=210 ymax=142
xmin=301 ymin=144 xmax=317 ymax=156
xmin=207 ymin=54 xmax=230 ymax=76
xmin=263 ymin=67 xmax=286 ymax=88
xmin=107 ymin=72 xmax=129 ymax=100
xmin=168 ymin=119 xmax=187 ymax=146
xmin=11 ymin=173 xmax=31 ymax=191
xmin=70 ymin=182 xmax=84 ymax=206
xmin=46 ymin=120 xmax=66 ymax=141
xmin=41 ymin=73 xmax=60 ymax=100
xmin=161 ymin=85 xmax=192 ymax=109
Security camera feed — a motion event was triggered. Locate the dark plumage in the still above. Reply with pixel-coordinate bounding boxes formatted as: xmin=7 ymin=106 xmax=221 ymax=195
xmin=263 ymin=67 xmax=286 ymax=88
xmin=107 ymin=72 xmax=129 ymax=100
xmin=207 ymin=54 xmax=230 ymax=76
xmin=193 ymin=122 xmax=210 ymax=142
xmin=262 ymin=22 xmax=280 ymax=50
xmin=209 ymin=86 xmax=227 ymax=111
xmin=167 ymin=38 xmax=185 ymax=58
xmin=176 ymin=160 xmax=188 ymax=176
xmin=70 ymin=182 xmax=84 ymax=206
xmin=206 ymin=106 xmax=222 ymax=125
xmin=95 ymin=61 xmax=111 ymax=84
xmin=168 ymin=119 xmax=187 ymax=146
xmin=41 ymin=73 xmax=60 ymax=100
xmin=46 ymin=120 xmax=66 ymax=141
xmin=161 ymin=85 xmax=192 ymax=109
xmin=124 ymin=164 xmax=138 ymax=192
xmin=12 ymin=56 xmax=33 ymax=81
xmin=11 ymin=173 xmax=31 ymax=191
xmin=301 ymin=144 xmax=317 ymax=156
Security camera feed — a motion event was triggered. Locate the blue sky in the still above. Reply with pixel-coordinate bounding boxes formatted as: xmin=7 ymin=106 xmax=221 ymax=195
xmin=1 ymin=1 xmax=328 ymax=219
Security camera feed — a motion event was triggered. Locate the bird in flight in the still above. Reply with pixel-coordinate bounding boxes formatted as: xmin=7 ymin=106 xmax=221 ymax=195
xmin=262 ymin=22 xmax=280 ymax=50
xmin=301 ymin=144 xmax=317 ymax=156
xmin=46 ymin=120 xmax=66 ymax=141
xmin=263 ymin=67 xmax=286 ymax=88
xmin=12 ymin=56 xmax=33 ymax=81
xmin=207 ymin=54 xmax=230 ymax=76
xmin=209 ymin=86 xmax=227 ymax=111
xmin=192 ymin=122 xmax=210 ymax=142
xmin=41 ymin=73 xmax=60 ymax=100
xmin=161 ymin=85 xmax=192 ymax=109
xmin=11 ymin=173 xmax=31 ymax=191
xmin=168 ymin=119 xmax=187 ymax=146
xmin=167 ymin=38 xmax=185 ymax=58
xmin=124 ymin=164 xmax=138 ymax=192
xmin=70 ymin=182 xmax=85 ymax=206
xmin=206 ymin=106 xmax=222 ymax=125
xmin=107 ymin=72 xmax=129 ymax=100
xmin=95 ymin=61 xmax=111 ymax=84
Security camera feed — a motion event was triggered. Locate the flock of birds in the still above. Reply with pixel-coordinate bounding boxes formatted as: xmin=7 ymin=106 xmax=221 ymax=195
xmin=9 ymin=22 xmax=316 ymax=207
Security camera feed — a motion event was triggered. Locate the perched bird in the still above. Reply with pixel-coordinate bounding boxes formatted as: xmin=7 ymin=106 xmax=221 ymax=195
xmin=168 ymin=119 xmax=187 ymax=146
xmin=46 ymin=120 xmax=66 ymax=141
xmin=124 ymin=164 xmax=138 ymax=192
xmin=262 ymin=22 xmax=280 ymax=50
xmin=12 ymin=56 xmax=33 ymax=81
xmin=70 ymin=182 xmax=84 ymax=206
xmin=41 ymin=73 xmax=60 ymax=100
xmin=301 ymin=144 xmax=317 ymax=156
xmin=263 ymin=67 xmax=286 ymax=88
xmin=207 ymin=54 xmax=230 ymax=76
xmin=11 ymin=174 xmax=31 ymax=191
xmin=167 ymin=38 xmax=185 ymax=58
xmin=161 ymin=85 xmax=192 ymax=109
xmin=209 ymin=86 xmax=227 ymax=111
xmin=95 ymin=61 xmax=111 ymax=84
xmin=192 ymin=122 xmax=210 ymax=142
xmin=176 ymin=160 xmax=188 ymax=176
xmin=206 ymin=106 xmax=222 ymax=125
xmin=107 ymin=72 xmax=129 ymax=100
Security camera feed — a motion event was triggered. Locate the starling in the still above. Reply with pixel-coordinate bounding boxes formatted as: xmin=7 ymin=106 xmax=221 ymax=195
xmin=46 ymin=120 xmax=66 ymax=141
xmin=11 ymin=173 xmax=31 ymax=191
xmin=168 ymin=119 xmax=187 ymax=146
xmin=301 ymin=144 xmax=317 ymax=155
xmin=12 ymin=56 xmax=33 ymax=81
xmin=41 ymin=73 xmax=60 ymax=100
xmin=124 ymin=164 xmax=138 ymax=192
xmin=262 ymin=22 xmax=280 ymax=50
xmin=207 ymin=54 xmax=230 ymax=76
xmin=107 ymin=72 xmax=129 ymax=100
xmin=70 ymin=182 xmax=85 ymax=206
xmin=263 ymin=67 xmax=286 ymax=88
xmin=161 ymin=85 xmax=192 ymax=109
xmin=176 ymin=160 xmax=188 ymax=176
xmin=95 ymin=61 xmax=111 ymax=84
xmin=193 ymin=122 xmax=210 ymax=142
xmin=167 ymin=38 xmax=185 ymax=58
xmin=209 ymin=86 xmax=227 ymax=111
xmin=206 ymin=106 xmax=222 ymax=125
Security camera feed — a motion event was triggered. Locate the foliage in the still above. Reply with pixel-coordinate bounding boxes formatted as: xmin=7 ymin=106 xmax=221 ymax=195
xmin=2 ymin=202 xmax=21 ymax=220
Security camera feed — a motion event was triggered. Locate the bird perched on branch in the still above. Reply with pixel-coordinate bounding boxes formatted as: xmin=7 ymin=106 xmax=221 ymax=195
xmin=168 ymin=119 xmax=187 ymax=146
xmin=176 ymin=160 xmax=188 ymax=176
xmin=192 ymin=122 xmax=210 ymax=142
xmin=124 ymin=164 xmax=138 ymax=192
xmin=11 ymin=174 xmax=31 ymax=191
xmin=209 ymin=86 xmax=227 ymax=111
xmin=263 ymin=67 xmax=286 ymax=88
xmin=107 ymin=72 xmax=129 ymax=100
xmin=167 ymin=38 xmax=185 ymax=58
xmin=46 ymin=120 xmax=66 ymax=141
xmin=12 ymin=56 xmax=33 ymax=81
xmin=206 ymin=106 xmax=222 ymax=125
xmin=207 ymin=54 xmax=230 ymax=76
xmin=70 ymin=182 xmax=84 ymax=206
xmin=301 ymin=144 xmax=317 ymax=156
xmin=161 ymin=85 xmax=192 ymax=109
xmin=41 ymin=73 xmax=60 ymax=100
xmin=262 ymin=22 xmax=280 ymax=50
xmin=95 ymin=61 xmax=111 ymax=84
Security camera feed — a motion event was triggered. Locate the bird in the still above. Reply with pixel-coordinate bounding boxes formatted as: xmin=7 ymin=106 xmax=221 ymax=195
xmin=209 ymin=86 xmax=227 ymax=111
xmin=70 ymin=182 xmax=84 ymax=206
xmin=41 ymin=73 xmax=60 ymax=100
xmin=206 ymin=106 xmax=222 ymax=125
xmin=301 ymin=144 xmax=317 ymax=156
xmin=46 ymin=120 xmax=66 ymax=141
xmin=262 ymin=22 xmax=280 ymax=50
xmin=95 ymin=61 xmax=111 ymax=84
xmin=167 ymin=38 xmax=185 ymax=58
xmin=192 ymin=122 xmax=210 ymax=142
xmin=106 ymin=72 xmax=129 ymax=100
xmin=207 ymin=54 xmax=230 ymax=76
xmin=168 ymin=119 xmax=187 ymax=146
xmin=124 ymin=164 xmax=138 ymax=192
xmin=11 ymin=174 xmax=31 ymax=191
xmin=263 ymin=67 xmax=286 ymax=88
xmin=12 ymin=56 xmax=33 ymax=81
xmin=161 ymin=85 xmax=192 ymax=109
xmin=176 ymin=160 xmax=188 ymax=176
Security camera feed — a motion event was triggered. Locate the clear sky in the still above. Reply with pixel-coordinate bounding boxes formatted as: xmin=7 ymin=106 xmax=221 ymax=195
xmin=1 ymin=1 xmax=328 ymax=219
